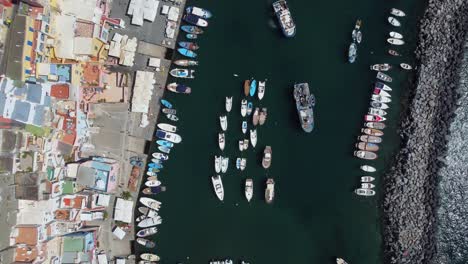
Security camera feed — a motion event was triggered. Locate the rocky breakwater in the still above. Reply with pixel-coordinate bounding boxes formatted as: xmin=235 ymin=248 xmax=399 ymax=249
xmin=382 ymin=1 xmax=468 ymax=263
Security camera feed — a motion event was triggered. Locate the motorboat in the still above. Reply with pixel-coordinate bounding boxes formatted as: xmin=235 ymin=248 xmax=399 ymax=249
xmin=387 ymin=38 xmax=405 ymax=45
xmin=138 ymin=207 xmax=158 ymax=217
xmin=145 ymin=180 xmax=162 ymax=188
xmin=155 ymin=130 xmax=182 ymax=143
xmin=140 ymin=197 xmax=162 ymax=211
xmin=181 ymin=25 xmax=203 ymax=34
xmin=186 ymin=33 xmax=198 ymax=39
xmin=239 ymin=140 xmax=244 ymax=151
xmin=160 ymin=99 xmax=172 ymax=108
xmin=249 ymin=80 xmax=257 ymax=96
xmin=336 ymin=258 xmax=349 ymax=264
xmin=157 ymin=123 xmax=177 ymax=133
xmin=136 ymin=238 xmax=155 ymax=248
xmin=364 ymin=122 xmax=386 ymax=130
xmin=167 ymin=83 xmax=192 ymax=94
xmin=174 ymin=59 xmax=198 ymax=67
xmin=212 ymin=175 xmax=224 ymax=201
xmin=178 ymin=41 xmax=199 ymax=50
xmin=136 ymin=215 xmax=146 ymax=222
xmin=361 ymin=176 xmax=375 ymax=182
xmin=348 ymin=42 xmax=357 ymax=63
xmin=400 ymin=63 xmax=413 ymax=70
xmin=368 ymin=107 xmax=387 ymax=116
xmin=388 ymin=49 xmax=401 ymax=56
xmin=370 ymin=63 xmax=391 ymax=71
xmin=220 ymin=115 xmax=228 ymax=131
xmin=152 ymin=152 xmax=168 ymax=160
xmin=389 ymin=31 xmax=403 ymax=39
xmin=355 ymin=188 xmax=376 ymax=196
xmin=185 ymin=6 xmax=213 ymax=19
xmin=351 ymin=19 xmax=362 ymax=44
xmin=162 ymin=108 xmax=176 ymax=115
xmin=243 ymin=139 xmax=249 ymax=150
xmin=247 ymin=102 xmax=253 ymax=116
xmin=354 ymin=150 xmax=378 ymax=160
xmin=372 ymin=94 xmax=392 ymax=103
xmin=359 ymin=135 xmax=382 ymax=143
xmin=390 ymin=8 xmax=406 ymax=17
xmin=364 ymin=114 xmax=386 ymax=122
xmin=151 ymin=158 xmax=163 ymax=164
xmin=177 ymin=48 xmax=197 ymax=58
xmin=250 ymin=129 xmax=257 ymax=147
xmin=361 ymin=183 xmax=375 ymax=189
xmin=362 ymin=128 xmax=384 ymax=137
xmin=262 ymin=146 xmax=272 ymax=169
xmin=183 ymin=14 xmax=208 ymax=27
xmin=252 ymin=107 xmax=260 ymax=126
xmin=293 ymin=83 xmax=315 ymax=132
xmin=136 ymin=227 xmax=158 ymax=237
xmin=140 ymin=253 xmax=160 ymax=262
xmin=259 ymin=108 xmax=267 ymax=125
xmin=221 ymin=157 xmax=229 ymax=173
xmin=142 ymin=186 xmax=166 ymax=195
xmin=240 ymin=158 xmax=247 ymax=171
xmin=226 ymin=97 xmax=233 ymax=112
xmin=388 ymin=16 xmax=401 ymax=27
xmin=241 ymin=99 xmax=247 ymax=117
xmin=218 ymin=133 xmax=225 ymax=151
xmin=169 ymin=68 xmax=195 ymax=78
xmin=242 ymin=121 xmax=247 ymax=134
xmin=147 ymin=176 xmax=158 ymax=182
xmin=166 ymin=114 xmax=179 ymax=121
xmin=146 ymin=171 xmax=157 ymax=177
xmin=236 ymin=158 xmax=241 ymax=169
xmin=356 ymin=142 xmax=379 ymax=152
xmin=375 ymin=81 xmax=392 ymax=91
xmin=258 ymin=81 xmax=266 ymax=100
xmin=157 ymin=140 xmax=174 ymax=148
xmin=215 ymin=156 xmax=221 ymax=173
xmin=148 ymin=162 xmax=163 ymax=169
xmin=244 ymin=80 xmax=250 ymax=96
xmin=272 ymin=0 xmax=296 ymax=37
xmin=158 ymin=146 xmax=171 ymax=154
xmin=138 ymin=216 xmax=162 ymax=228
xmin=376 ymin=72 xmax=392 ymax=82
xmin=370 ymin=101 xmax=389 ymax=110
xmin=265 ymin=178 xmax=275 ymax=204
xmin=245 ymin=179 xmax=253 ymax=202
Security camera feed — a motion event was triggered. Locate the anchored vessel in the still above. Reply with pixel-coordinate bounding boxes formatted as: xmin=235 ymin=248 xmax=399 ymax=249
xmin=272 ymin=0 xmax=296 ymax=37
xmin=293 ymin=83 xmax=315 ymax=132
xmin=265 ymin=178 xmax=275 ymax=204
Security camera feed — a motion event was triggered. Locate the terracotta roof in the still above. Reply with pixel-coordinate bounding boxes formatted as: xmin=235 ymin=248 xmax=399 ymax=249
xmin=15 ymin=246 xmax=38 ymax=262
xmin=50 ymin=84 xmax=70 ymax=99
xmin=15 ymin=226 xmax=38 ymax=245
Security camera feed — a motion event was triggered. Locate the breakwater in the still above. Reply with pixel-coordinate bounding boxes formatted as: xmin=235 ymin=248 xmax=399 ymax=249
xmin=382 ymin=0 xmax=468 ymax=263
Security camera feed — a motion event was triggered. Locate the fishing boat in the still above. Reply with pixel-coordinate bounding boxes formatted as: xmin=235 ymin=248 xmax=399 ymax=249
xmin=166 ymin=114 xmax=179 ymax=121
xmin=157 ymin=123 xmax=177 ymax=133
xmin=158 ymin=146 xmax=171 ymax=154
xmin=355 ymin=188 xmax=376 ymax=196
xmin=244 ymin=80 xmax=250 ymax=96
xmin=361 ymin=176 xmax=375 ymax=182
xmin=160 ymin=99 xmax=172 ymax=108
xmin=180 ymin=25 xmax=204 ymax=34
xmin=265 ymin=178 xmax=275 ymax=204
xmin=140 ymin=253 xmax=160 ymax=262
xmin=293 ymin=83 xmax=315 ymax=132
xmin=364 ymin=122 xmax=386 ymax=130
xmin=336 ymin=258 xmax=349 ymax=264
xmin=136 ymin=238 xmax=155 ymax=248
xmin=215 ymin=156 xmax=221 ymax=173
xmin=221 ymin=157 xmax=229 ymax=173
xmin=178 ymin=41 xmax=199 ymax=50
xmin=239 ymin=140 xmax=244 ymax=151
xmin=370 ymin=101 xmax=389 ymax=110
xmin=272 ymin=0 xmax=296 ymax=37
xmin=241 ymin=99 xmax=247 ymax=117
xmin=138 ymin=216 xmax=162 ymax=228
xmin=169 ymin=68 xmax=195 ymax=78
xmin=390 ymin=8 xmax=406 ymax=17
xmin=250 ymin=129 xmax=257 ymax=147
xmin=240 ymin=158 xmax=247 ymax=171
xmin=142 ymin=186 xmax=166 ymax=195
xmin=262 ymin=146 xmax=272 ymax=169
xmin=138 ymin=207 xmax=158 ymax=217
xmin=364 ymin=114 xmax=386 ymax=122
xmin=372 ymin=94 xmax=392 ymax=103
xmin=174 ymin=59 xmax=198 ymax=67
xmin=356 ymin=142 xmax=379 ymax=152
xmin=186 ymin=33 xmax=197 ymax=39
xmin=183 ymin=14 xmax=208 ymax=27
xmin=236 ymin=158 xmax=241 ymax=169
xmin=400 ymin=63 xmax=413 ymax=70
xmin=370 ymin=64 xmax=391 ymax=71
xmin=259 ymin=108 xmax=267 ymax=125
xmin=226 ymin=97 xmax=233 ymax=112
xmin=167 ymin=83 xmax=191 ymax=94
xmin=388 ymin=49 xmax=401 ymax=56
xmin=359 ymin=135 xmax=382 ymax=143
xmin=157 ymin=140 xmax=174 ymax=148
xmin=249 ymin=80 xmax=257 ymax=96
xmin=152 ymin=153 xmax=169 ymax=161
xmin=155 ymin=130 xmax=182 ymax=143
xmin=258 ymin=81 xmax=266 ymax=100
xmin=252 ymin=108 xmax=260 ymax=126
xmin=389 ymin=31 xmax=403 ymax=39
xmin=145 ymin=180 xmax=162 ymax=188
xmin=247 ymin=102 xmax=253 ymax=116
xmin=136 ymin=227 xmax=158 ymax=237
xmin=162 ymin=108 xmax=176 ymax=115
xmin=387 ymin=38 xmax=405 ymax=45
xmin=243 ymin=139 xmax=249 ymax=150
xmin=212 ymin=175 xmax=224 ymax=201
xmin=245 ymin=179 xmax=253 ymax=202
xmin=177 ymin=48 xmax=197 ymax=58
xmin=242 ymin=121 xmax=247 ymax=134
xmin=376 ymin=72 xmax=392 ymax=82
xmin=354 ymin=150 xmax=378 ymax=160
xmin=361 ymin=183 xmax=375 ymax=189
xmin=185 ymin=6 xmax=213 ymax=19
xmin=388 ymin=16 xmax=401 ymax=27
xmin=376 ymin=81 xmax=392 ymax=91
xmin=218 ymin=133 xmax=225 ymax=151
xmin=220 ymin=115 xmax=228 ymax=131
xmin=348 ymin=42 xmax=357 ymax=63
xmin=368 ymin=108 xmax=387 ymax=116
xmin=361 ymin=165 xmax=376 ymax=173
xmin=351 ymin=19 xmax=362 ymax=44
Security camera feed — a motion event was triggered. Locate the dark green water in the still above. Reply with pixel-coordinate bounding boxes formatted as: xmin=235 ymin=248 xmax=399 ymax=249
xmin=138 ymin=0 xmax=426 ymax=263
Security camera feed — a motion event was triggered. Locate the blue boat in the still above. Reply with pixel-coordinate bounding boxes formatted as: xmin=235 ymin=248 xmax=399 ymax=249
xmin=148 ymin=167 xmax=160 ymax=173
xmin=177 ymin=48 xmax=197 ymax=58
xmin=157 ymin=140 xmax=174 ymax=148
xmin=186 ymin=6 xmax=213 ymax=19
xmin=148 ymin=163 xmax=163 ymax=169
xmin=181 ymin=25 xmax=203 ymax=35
xmin=158 ymin=146 xmax=171 ymax=154
xmin=160 ymin=99 xmax=172 ymax=109
xmin=186 ymin=34 xmax=198 ymax=39
xmin=178 ymin=41 xmax=199 ymax=50
xmin=250 ymin=80 xmax=257 ymax=96
xmin=247 ymin=102 xmax=253 ymax=116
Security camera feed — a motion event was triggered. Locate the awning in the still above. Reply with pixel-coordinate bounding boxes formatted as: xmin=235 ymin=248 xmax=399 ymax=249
xmin=114 ymin=198 xmax=133 ymax=223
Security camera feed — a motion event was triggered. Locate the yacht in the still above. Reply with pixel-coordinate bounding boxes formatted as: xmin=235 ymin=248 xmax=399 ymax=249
xmin=265 ymin=178 xmax=275 ymax=204
xmin=272 ymin=0 xmax=296 ymax=37
xmin=218 ymin=133 xmax=225 ymax=151
xmin=245 ymin=179 xmax=253 ymax=202
xmin=212 ymin=175 xmax=224 ymax=201
xmin=220 ymin=115 xmax=228 ymax=131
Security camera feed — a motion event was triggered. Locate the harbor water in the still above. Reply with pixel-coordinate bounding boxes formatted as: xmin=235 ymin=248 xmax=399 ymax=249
xmin=138 ymin=0 xmax=426 ymax=263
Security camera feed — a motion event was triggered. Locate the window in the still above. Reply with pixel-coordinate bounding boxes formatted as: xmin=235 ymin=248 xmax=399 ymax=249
xmin=25 ymin=69 xmax=31 ymax=74
xmin=25 ymin=56 xmax=31 ymax=61
xmin=27 ymin=40 xmax=33 ymax=46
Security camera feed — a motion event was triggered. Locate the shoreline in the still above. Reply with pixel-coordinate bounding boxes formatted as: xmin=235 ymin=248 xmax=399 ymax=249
xmin=382 ymin=0 xmax=468 ymax=263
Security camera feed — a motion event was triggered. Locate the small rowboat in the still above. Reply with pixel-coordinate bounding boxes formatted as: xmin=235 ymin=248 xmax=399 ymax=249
xmin=389 ymin=31 xmax=403 ymax=39
xmin=388 ymin=16 xmax=401 ymax=27
xmin=361 ymin=165 xmax=376 ymax=172
xmin=354 ymin=150 xmax=377 ymax=160
xmin=358 ymin=135 xmax=382 ymax=143
xmin=356 ymin=142 xmax=379 ymax=152
xmin=400 ymin=63 xmax=413 ymax=70
xmin=390 ymin=8 xmax=406 ymax=17
xmin=362 ymin=128 xmax=384 ymax=137
xmin=387 ymin=38 xmax=405 ymax=45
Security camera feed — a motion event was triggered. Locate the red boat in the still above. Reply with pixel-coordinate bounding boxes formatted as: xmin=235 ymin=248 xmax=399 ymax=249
xmin=364 ymin=114 xmax=386 ymax=122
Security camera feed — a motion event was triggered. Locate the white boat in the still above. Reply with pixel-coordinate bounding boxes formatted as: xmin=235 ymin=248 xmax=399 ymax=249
xmin=151 ymin=158 xmax=163 ymax=164
xmin=140 ymin=253 xmax=160 ymax=262
xmin=215 ymin=156 xmax=221 ymax=173
xmin=372 ymin=94 xmax=392 ymax=103
xmin=364 ymin=122 xmax=386 ymax=130
xmin=136 ymin=237 xmax=155 ymax=248
xmin=135 ymin=215 xmax=147 ymax=222
xmin=147 ymin=176 xmax=158 ymax=182
xmin=390 ymin=8 xmax=406 ymax=17
xmin=140 ymin=197 xmax=162 ymax=211
xmin=389 ymin=31 xmax=403 ymax=39
xmin=387 ymin=38 xmax=404 ymax=45
xmin=218 ymin=133 xmax=225 ymax=151
xmin=245 ymin=179 xmax=253 ymax=202
xmin=212 ymin=175 xmax=224 ymax=201
xmin=236 ymin=158 xmax=241 ymax=169
xmin=369 ymin=108 xmax=387 ymax=116
xmin=146 ymin=171 xmax=157 ymax=177
xmin=226 ymin=97 xmax=233 ymax=112
xmin=355 ymin=188 xmax=376 ymax=196
xmin=388 ymin=16 xmax=401 ymax=27
xmin=376 ymin=82 xmax=392 ymax=91
xmin=361 ymin=176 xmax=375 ymax=182
xmin=145 ymin=180 xmax=162 ymax=188
xmin=258 ymin=81 xmax=266 ymax=100
xmin=370 ymin=101 xmax=389 ymax=110
xmin=336 ymin=258 xmax=349 ymax=264
xmin=400 ymin=63 xmax=413 ymax=70
xmin=138 ymin=207 xmax=159 ymax=218
xmin=157 ymin=123 xmax=177 ymax=132
xmin=374 ymin=89 xmax=391 ymax=98
xmin=377 ymin=72 xmax=392 ymax=82
xmin=220 ymin=115 xmax=228 ymax=131
xmin=361 ymin=165 xmax=377 ymax=172
xmin=242 ymin=121 xmax=247 ymax=134
xmin=250 ymin=129 xmax=257 ymax=148
xmin=239 ymin=140 xmax=244 ymax=151
xmin=361 ymin=183 xmax=375 ymax=189
xmin=243 ymin=139 xmax=249 ymax=150
xmin=240 ymin=158 xmax=247 ymax=171
xmin=221 ymin=157 xmax=229 ymax=173
xmin=262 ymin=146 xmax=272 ymax=169
xmin=370 ymin=63 xmax=391 ymax=71
xmin=152 ymin=152 xmax=168 ymax=160
xmin=156 ymin=130 xmax=182 ymax=143
xmin=241 ymin=99 xmax=247 ymax=117
xmin=265 ymin=178 xmax=275 ymax=204
xmin=138 ymin=216 xmax=162 ymax=228
xmin=136 ymin=227 xmax=158 ymax=237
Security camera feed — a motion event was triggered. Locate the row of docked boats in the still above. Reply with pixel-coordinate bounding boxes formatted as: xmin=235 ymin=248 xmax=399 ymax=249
xmin=348 ymin=19 xmax=362 ymax=63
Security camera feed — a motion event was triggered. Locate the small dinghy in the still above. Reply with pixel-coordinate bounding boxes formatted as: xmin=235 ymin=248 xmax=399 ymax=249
xmin=169 ymin=68 xmax=195 ymax=78
xmin=388 ymin=49 xmax=401 ymax=56
xmin=166 ymin=114 xmax=179 ymax=121
xmin=151 ymin=158 xmax=163 ymax=164
xmin=348 ymin=42 xmax=357 ymax=63
xmin=370 ymin=101 xmax=389 ymax=110
xmin=152 ymin=152 xmax=168 ymax=160
xmin=250 ymin=129 xmax=257 ymax=147
xmin=364 ymin=122 xmax=386 ymax=130
xmin=236 ymin=158 xmax=242 ymax=169
xmin=180 ymin=25 xmax=204 ymax=34
xmin=212 ymin=175 xmax=224 ymax=201
xmin=361 ymin=176 xmax=375 ymax=182
xmin=389 ymin=31 xmax=403 ymax=39
xmin=356 ymin=142 xmax=379 ymax=152
xmin=136 ymin=238 xmax=155 ymax=248
xmin=368 ymin=107 xmax=387 ymax=116
xmin=354 ymin=150 xmax=377 ymax=160
xmin=247 ymin=102 xmax=253 ymax=116
xmin=140 ymin=197 xmax=162 ymax=211
xmin=138 ymin=216 xmax=163 ymax=228
xmin=239 ymin=140 xmax=244 ymax=151
xmin=157 ymin=140 xmax=173 ymax=148
xmin=400 ymin=63 xmax=413 ymax=70
xmin=359 ymin=135 xmax=382 ymax=143
xmin=241 ymin=99 xmax=247 ymax=117
xmin=388 ymin=16 xmax=401 ymax=27
xmin=186 ymin=33 xmax=198 ymax=39
xmin=145 ymin=180 xmax=162 ymax=188
xmin=146 ymin=171 xmax=157 ymax=177
xmin=370 ymin=64 xmax=392 ymax=71
xmin=244 ymin=80 xmax=250 ymax=96
xmin=364 ymin=114 xmax=386 ymax=122
xmin=140 ymin=253 xmax=160 ymax=262
xmin=157 ymin=123 xmax=177 ymax=133
xmin=183 ymin=14 xmax=208 ymax=27
xmin=155 ymin=130 xmax=182 ymax=143
xmin=252 ymin=107 xmax=260 ymax=126
xmin=258 ymin=81 xmax=266 ymax=100
xmin=185 ymin=6 xmax=213 ymax=19
xmin=242 ymin=121 xmax=247 ymax=134
xmin=243 ymin=139 xmax=249 ymax=150
xmin=245 ymin=179 xmax=253 ymax=202
xmin=249 ymin=80 xmax=257 ymax=96
xmin=221 ymin=157 xmax=229 ymax=173
xmin=355 ymin=188 xmax=375 ymax=196
xmin=376 ymin=72 xmax=392 ymax=82
xmin=220 ymin=115 xmax=228 ymax=131
xmin=265 ymin=178 xmax=275 ymax=204
xmin=178 ymin=41 xmax=199 ymax=50
xmin=162 ymin=108 xmax=176 ymax=115
xmin=240 ymin=158 xmax=247 ymax=171
xmin=259 ymin=108 xmax=267 ymax=125
xmin=215 ymin=156 xmax=221 ymax=173
xmin=390 ymin=8 xmax=406 ymax=17
xmin=262 ymin=146 xmax=272 ymax=169
xmin=375 ymin=81 xmax=392 ymax=91
xmin=361 ymin=183 xmax=376 ymax=189
xmin=387 ymin=38 xmax=405 ymax=45
xmin=372 ymin=94 xmax=392 ymax=103
xmin=177 ymin=48 xmax=197 ymax=58
xmin=226 ymin=97 xmax=233 ymax=112
xmin=158 ymin=146 xmax=171 ymax=154
xmin=137 ymin=227 xmax=158 ymax=237
xmin=218 ymin=133 xmax=225 ymax=151
xmin=160 ymin=99 xmax=172 ymax=108
xmin=142 ymin=186 xmax=166 ymax=195
xmin=174 ymin=59 xmax=198 ymax=67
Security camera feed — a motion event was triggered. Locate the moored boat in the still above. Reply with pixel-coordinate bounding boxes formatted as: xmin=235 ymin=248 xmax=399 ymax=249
xmin=247 ymin=102 xmax=253 ymax=116
xmin=157 ymin=123 xmax=177 ymax=133
xmin=293 ymin=83 xmax=315 ymax=132
xmin=356 ymin=142 xmax=379 ymax=152
xmin=362 ymin=128 xmax=384 ymax=136
xmin=259 ymin=108 xmax=267 ymax=125
xmin=250 ymin=129 xmax=257 ymax=147
xmin=177 ymin=48 xmax=197 ymax=58
xmin=136 ymin=227 xmax=158 ymax=237
xmin=169 ymin=68 xmax=195 ymax=78
xmin=348 ymin=42 xmax=357 ymax=63
xmin=212 ymin=175 xmax=224 ymax=201
xmin=243 ymin=139 xmax=249 ymax=150
xmin=151 ymin=158 xmax=162 ymax=164
xmin=355 ymin=188 xmax=376 ymax=196
xmin=351 ymin=19 xmax=362 ymax=44
xmin=361 ymin=165 xmax=376 ymax=172
xmin=368 ymin=107 xmax=387 ymax=116
xmin=155 ymin=129 xmax=182 ymax=143
xmin=140 ymin=197 xmax=162 ymax=211
xmin=138 ymin=216 xmax=162 ymax=228
xmin=364 ymin=114 xmax=386 ymax=122
xmin=178 ymin=41 xmax=199 ymax=50
xmin=354 ymin=150 xmax=378 ymax=160
xmin=240 ymin=158 xmax=247 ymax=171
xmin=142 ymin=186 xmax=166 ymax=195
xmin=388 ymin=16 xmax=401 ymax=27
xmin=136 ymin=238 xmax=155 ymax=248
xmin=370 ymin=101 xmax=389 ymax=110
xmin=272 ymin=0 xmax=296 ymax=37
xmin=387 ymin=38 xmax=405 ymax=45
xmin=186 ymin=33 xmax=197 ymax=39
xmin=174 ymin=59 xmax=198 ymax=67
xmin=265 ymin=178 xmax=275 ymax=204
xmin=166 ymin=114 xmax=179 ymax=121
xmin=370 ymin=63 xmax=391 ymax=71
xmin=167 ymin=83 xmax=191 ymax=94
xmin=181 ymin=25 xmax=203 ymax=34
xmin=160 ymin=99 xmax=172 ymax=108
xmin=162 ymin=108 xmax=176 ymax=115
xmin=138 ymin=207 xmax=158 ymax=217
xmin=361 ymin=176 xmax=375 ymax=182
xmin=221 ymin=157 xmax=229 ymax=173
xmin=183 ymin=14 xmax=208 ymax=27
xmin=388 ymin=49 xmax=401 ymax=56
xmin=219 ymin=115 xmax=227 ymax=131
xmin=336 ymin=258 xmax=349 ymax=264
xmin=375 ymin=81 xmax=392 ymax=91
xmin=400 ymin=63 xmax=413 ymax=70
xmin=215 ymin=156 xmax=221 ymax=173
xmin=359 ymin=135 xmax=382 ymax=143
xmin=242 ymin=121 xmax=247 ymax=134
xmin=241 ymin=99 xmax=247 ymax=117
xmin=218 ymin=133 xmax=225 ymax=151
xmin=262 ymin=146 xmax=272 ymax=169
xmin=157 ymin=140 xmax=174 ymax=148
xmin=185 ymin=6 xmax=213 ymax=19
xmin=226 ymin=97 xmax=233 ymax=112
xmin=390 ymin=8 xmax=406 ymax=17
xmin=361 ymin=183 xmax=375 ymax=189
xmin=371 ymin=94 xmax=392 ymax=103
xmin=389 ymin=31 xmax=403 ymax=39
xmin=244 ymin=80 xmax=250 ymax=96
xmin=140 ymin=253 xmax=160 ymax=262
xmin=252 ymin=107 xmax=260 ymax=126
xmin=236 ymin=157 xmax=241 ymax=169
xmin=245 ymin=179 xmax=253 ymax=202
xmin=258 ymin=81 xmax=266 ymax=100
xmin=364 ymin=122 xmax=386 ymax=130
xmin=158 ymin=146 xmax=171 ymax=154
xmin=239 ymin=140 xmax=244 ymax=151
xmin=376 ymin=72 xmax=392 ymax=82
xmin=249 ymin=80 xmax=257 ymax=96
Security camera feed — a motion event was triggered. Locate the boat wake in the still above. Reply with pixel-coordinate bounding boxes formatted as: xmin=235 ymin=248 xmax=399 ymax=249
xmin=268 ymin=19 xmax=278 ymax=29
